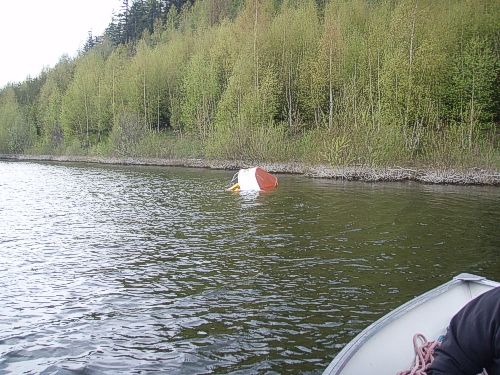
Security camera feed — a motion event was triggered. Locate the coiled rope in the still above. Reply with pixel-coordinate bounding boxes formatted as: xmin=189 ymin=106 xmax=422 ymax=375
xmin=397 ymin=333 xmax=440 ymax=375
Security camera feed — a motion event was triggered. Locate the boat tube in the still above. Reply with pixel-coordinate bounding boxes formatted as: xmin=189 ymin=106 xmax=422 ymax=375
xmin=323 ymin=273 xmax=499 ymax=375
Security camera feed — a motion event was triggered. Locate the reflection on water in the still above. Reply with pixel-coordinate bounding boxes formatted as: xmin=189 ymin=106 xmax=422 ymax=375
xmin=0 ymin=161 xmax=499 ymax=374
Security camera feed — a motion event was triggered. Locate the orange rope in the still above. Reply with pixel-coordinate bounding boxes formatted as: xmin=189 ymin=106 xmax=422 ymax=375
xmin=397 ymin=334 xmax=440 ymax=375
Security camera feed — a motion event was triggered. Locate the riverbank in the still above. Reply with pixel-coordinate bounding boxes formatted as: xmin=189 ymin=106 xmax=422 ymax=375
xmin=1 ymin=154 xmax=499 ymax=186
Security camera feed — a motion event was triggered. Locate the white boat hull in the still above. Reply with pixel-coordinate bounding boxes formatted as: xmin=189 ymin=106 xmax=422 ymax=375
xmin=323 ymin=273 xmax=499 ymax=375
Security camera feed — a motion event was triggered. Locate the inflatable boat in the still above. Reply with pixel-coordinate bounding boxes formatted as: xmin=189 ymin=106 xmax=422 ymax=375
xmin=323 ymin=273 xmax=499 ymax=374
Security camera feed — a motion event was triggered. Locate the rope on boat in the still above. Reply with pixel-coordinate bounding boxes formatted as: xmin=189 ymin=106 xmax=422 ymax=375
xmin=396 ymin=333 xmax=440 ymax=375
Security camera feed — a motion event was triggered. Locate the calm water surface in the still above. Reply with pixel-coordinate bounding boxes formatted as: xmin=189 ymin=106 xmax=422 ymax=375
xmin=0 ymin=161 xmax=498 ymax=374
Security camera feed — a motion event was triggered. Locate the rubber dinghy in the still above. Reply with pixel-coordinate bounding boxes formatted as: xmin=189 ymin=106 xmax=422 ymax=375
xmin=227 ymin=167 xmax=278 ymax=192
xmin=323 ymin=273 xmax=499 ymax=375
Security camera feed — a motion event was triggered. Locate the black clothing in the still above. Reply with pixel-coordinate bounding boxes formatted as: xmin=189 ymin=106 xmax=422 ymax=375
xmin=427 ymin=286 xmax=500 ymax=375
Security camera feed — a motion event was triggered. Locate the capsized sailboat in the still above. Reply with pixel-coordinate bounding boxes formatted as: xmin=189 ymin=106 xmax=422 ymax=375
xmin=227 ymin=167 xmax=278 ymax=192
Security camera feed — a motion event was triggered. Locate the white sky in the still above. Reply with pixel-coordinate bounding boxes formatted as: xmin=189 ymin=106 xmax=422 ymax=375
xmin=0 ymin=0 xmax=122 ymax=89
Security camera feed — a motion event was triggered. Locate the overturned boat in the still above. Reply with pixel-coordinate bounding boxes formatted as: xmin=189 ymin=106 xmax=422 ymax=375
xmin=323 ymin=273 xmax=499 ymax=375
xmin=227 ymin=167 xmax=278 ymax=192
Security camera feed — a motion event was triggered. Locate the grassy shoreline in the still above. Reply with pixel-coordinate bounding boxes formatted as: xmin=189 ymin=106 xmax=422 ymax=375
xmin=2 ymin=154 xmax=499 ymax=186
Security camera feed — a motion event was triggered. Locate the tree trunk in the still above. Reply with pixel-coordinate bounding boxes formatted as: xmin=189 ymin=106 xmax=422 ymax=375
xmin=253 ymin=0 xmax=259 ymax=90
xmin=377 ymin=51 xmax=381 ymax=131
xmin=84 ymin=90 xmax=90 ymax=147
xmin=405 ymin=1 xmax=417 ymax=128
xmin=469 ymin=75 xmax=475 ymax=151
xmin=112 ymin=68 xmax=116 ymax=127
xmin=143 ymin=66 xmax=148 ymax=131
xmin=288 ymin=62 xmax=292 ymax=128
xmin=329 ymin=44 xmax=333 ymax=130
xmin=98 ymin=78 xmax=102 ymax=143
xmin=368 ymin=51 xmax=375 ymax=130
xmin=353 ymin=61 xmax=357 ymax=130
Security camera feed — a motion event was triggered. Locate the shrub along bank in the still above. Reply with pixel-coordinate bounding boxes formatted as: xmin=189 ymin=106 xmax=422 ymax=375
xmin=0 ymin=0 xmax=499 ymax=170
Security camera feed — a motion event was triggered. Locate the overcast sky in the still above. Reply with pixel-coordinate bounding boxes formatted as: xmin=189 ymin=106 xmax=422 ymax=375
xmin=0 ymin=0 xmax=122 ymax=89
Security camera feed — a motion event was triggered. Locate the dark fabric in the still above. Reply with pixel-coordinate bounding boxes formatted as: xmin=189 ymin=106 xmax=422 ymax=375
xmin=427 ymin=286 xmax=500 ymax=375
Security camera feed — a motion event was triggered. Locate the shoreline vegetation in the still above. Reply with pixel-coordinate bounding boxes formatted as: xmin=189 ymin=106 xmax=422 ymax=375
xmin=2 ymin=154 xmax=499 ymax=185
xmin=1 ymin=0 xmax=499 ymax=180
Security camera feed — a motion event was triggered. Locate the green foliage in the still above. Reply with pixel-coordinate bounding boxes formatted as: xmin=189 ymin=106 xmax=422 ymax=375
xmin=134 ymin=131 xmax=204 ymax=158
xmin=109 ymin=112 xmax=146 ymax=156
xmin=0 ymin=0 xmax=498 ymax=169
xmin=447 ymin=37 xmax=498 ymax=125
xmin=37 ymin=56 xmax=75 ymax=148
xmin=181 ymin=29 xmax=224 ymax=138
xmin=206 ymin=122 xmax=290 ymax=161
xmin=61 ymin=50 xmax=111 ymax=148
xmin=0 ymin=88 xmax=34 ymax=153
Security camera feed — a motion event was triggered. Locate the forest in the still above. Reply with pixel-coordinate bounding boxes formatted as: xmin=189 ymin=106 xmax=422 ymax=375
xmin=0 ymin=0 xmax=498 ymax=168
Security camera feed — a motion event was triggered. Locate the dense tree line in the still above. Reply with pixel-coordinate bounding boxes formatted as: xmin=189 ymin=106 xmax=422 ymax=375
xmin=0 ymin=0 xmax=498 ymax=167
xmin=104 ymin=0 xmax=195 ymax=46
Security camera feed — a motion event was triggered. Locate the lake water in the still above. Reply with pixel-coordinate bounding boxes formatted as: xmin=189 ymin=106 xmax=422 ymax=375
xmin=0 ymin=161 xmax=498 ymax=374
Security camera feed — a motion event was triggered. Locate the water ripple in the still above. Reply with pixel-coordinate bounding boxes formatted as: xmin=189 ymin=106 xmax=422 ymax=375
xmin=0 ymin=161 xmax=499 ymax=374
